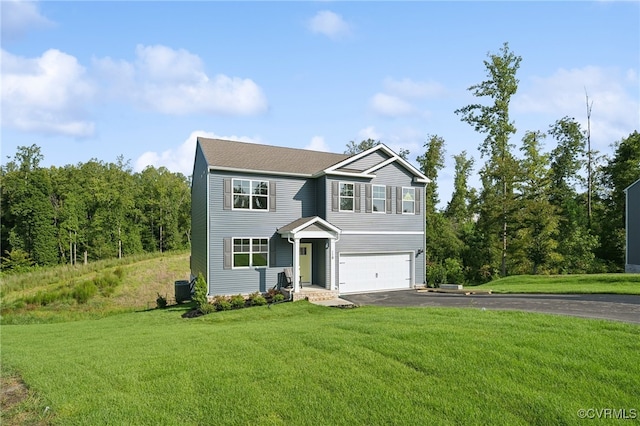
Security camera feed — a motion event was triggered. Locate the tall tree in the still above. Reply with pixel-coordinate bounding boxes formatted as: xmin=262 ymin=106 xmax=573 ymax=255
xmin=444 ymin=151 xmax=475 ymax=230
xmin=344 ymin=138 xmax=410 ymax=160
xmin=455 ymin=42 xmax=522 ymax=277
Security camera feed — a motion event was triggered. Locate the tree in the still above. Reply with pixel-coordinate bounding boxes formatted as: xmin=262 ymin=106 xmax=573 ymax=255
xmin=455 ymin=42 xmax=522 ymax=277
xmin=344 ymin=139 xmax=379 ymax=155
xmin=444 ymin=151 xmax=475 ymax=230
xmin=416 ymin=135 xmax=445 ymax=215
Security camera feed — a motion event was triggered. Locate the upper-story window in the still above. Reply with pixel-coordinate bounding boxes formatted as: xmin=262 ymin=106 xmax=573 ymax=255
xmin=372 ymin=185 xmax=386 ymax=213
xmin=233 ymin=179 xmax=268 ymax=210
xmin=402 ymin=187 xmax=415 ymax=214
xmin=339 ymin=182 xmax=354 ymax=211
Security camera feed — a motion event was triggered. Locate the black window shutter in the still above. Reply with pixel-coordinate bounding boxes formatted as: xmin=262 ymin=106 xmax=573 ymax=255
xmin=269 ymin=181 xmax=276 ymax=212
xmin=396 ymin=186 xmax=402 ymax=214
xmin=331 ymin=181 xmax=338 ymax=212
xmin=223 ymin=179 xmax=231 ymax=210
xmin=415 ymin=187 xmax=421 ymax=215
xmin=365 ymin=184 xmax=372 ymax=213
xmin=223 ymin=238 xmax=232 ymax=269
xmin=354 ymin=183 xmax=361 ymax=212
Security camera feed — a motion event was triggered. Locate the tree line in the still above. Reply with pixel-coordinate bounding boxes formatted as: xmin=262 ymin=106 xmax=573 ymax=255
xmin=349 ymin=43 xmax=640 ymax=283
xmin=1 ymin=145 xmax=191 ymax=271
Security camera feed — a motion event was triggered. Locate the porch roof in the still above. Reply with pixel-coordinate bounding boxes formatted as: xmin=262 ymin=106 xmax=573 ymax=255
xmin=277 ymin=216 xmax=341 ymax=239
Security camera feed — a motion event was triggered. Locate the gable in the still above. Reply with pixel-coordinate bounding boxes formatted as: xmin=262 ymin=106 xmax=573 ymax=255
xmin=335 ymin=150 xmax=392 ymax=173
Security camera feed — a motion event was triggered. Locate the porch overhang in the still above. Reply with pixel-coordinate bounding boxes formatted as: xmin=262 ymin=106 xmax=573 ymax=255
xmin=277 ymin=217 xmax=341 ymax=293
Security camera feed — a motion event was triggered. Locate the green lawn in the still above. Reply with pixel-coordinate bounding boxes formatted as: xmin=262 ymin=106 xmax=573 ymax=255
xmin=2 ymin=302 xmax=638 ymax=425
xmin=473 ymin=274 xmax=640 ymax=294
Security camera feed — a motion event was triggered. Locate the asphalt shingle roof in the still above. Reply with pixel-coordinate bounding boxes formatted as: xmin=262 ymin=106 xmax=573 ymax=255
xmin=198 ymin=137 xmax=351 ymax=175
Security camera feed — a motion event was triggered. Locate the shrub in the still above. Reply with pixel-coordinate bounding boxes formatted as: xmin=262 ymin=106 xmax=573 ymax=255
xmin=113 ymin=267 xmax=125 ymax=279
xmin=156 ymin=293 xmax=167 ymax=309
xmin=249 ymin=292 xmax=267 ymax=306
xmin=193 ymin=273 xmax=208 ymax=311
xmin=94 ymin=273 xmax=120 ymax=297
xmin=213 ymin=295 xmax=231 ymax=311
xmin=272 ymin=293 xmax=285 ymax=303
xmin=200 ymin=302 xmax=215 ymax=314
xmin=444 ymin=258 xmax=465 ymax=284
xmin=230 ymin=294 xmax=246 ymax=309
xmin=72 ymin=281 xmax=98 ymax=304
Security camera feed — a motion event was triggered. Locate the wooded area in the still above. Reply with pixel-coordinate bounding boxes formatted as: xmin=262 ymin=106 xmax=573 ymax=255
xmin=2 ymin=43 xmax=638 ymax=284
xmin=1 ymin=145 xmax=191 ymax=271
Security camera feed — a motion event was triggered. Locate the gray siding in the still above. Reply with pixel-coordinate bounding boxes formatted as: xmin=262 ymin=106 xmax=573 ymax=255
xmin=208 ymin=171 xmax=315 ymax=295
xmin=337 ymin=150 xmax=390 ymax=172
xmin=627 ymin=180 xmax=640 ymax=271
xmin=190 ymin=144 xmax=209 ymax=282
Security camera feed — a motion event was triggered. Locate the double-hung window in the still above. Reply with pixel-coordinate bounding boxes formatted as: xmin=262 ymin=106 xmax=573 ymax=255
xmin=372 ymin=185 xmax=386 ymax=213
xmin=402 ymin=187 xmax=415 ymax=214
xmin=339 ymin=183 xmax=354 ymax=211
xmin=233 ymin=179 xmax=268 ymax=210
xmin=233 ymin=238 xmax=268 ymax=268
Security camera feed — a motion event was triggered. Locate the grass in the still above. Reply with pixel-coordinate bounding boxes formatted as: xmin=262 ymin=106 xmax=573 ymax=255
xmin=473 ymin=274 xmax=640 ymax=294
xmin=2 ymin=302 xmax=639 ymax=425
xmin=0 ymin=251 xmax=190 ymax=324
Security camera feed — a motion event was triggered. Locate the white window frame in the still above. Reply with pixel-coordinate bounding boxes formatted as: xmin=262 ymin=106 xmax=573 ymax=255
xmin=372 ymin=184 xmax=386 ymax=214
xmin=339 ymin=182 xmax=355 ymax=212
xmin=402 ymin=187 xmax=415 ymax=214
xmin=232 ymin=237 xmax=269 ymax=269
xmin=232 ymin=179 xmax=269 ymax=211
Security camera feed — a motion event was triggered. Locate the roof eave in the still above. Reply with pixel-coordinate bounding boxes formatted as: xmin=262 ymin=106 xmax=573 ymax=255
xmin=208 ymin=166 xmax=313 ymax=178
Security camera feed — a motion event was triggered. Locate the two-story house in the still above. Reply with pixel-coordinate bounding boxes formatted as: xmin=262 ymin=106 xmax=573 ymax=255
xmin=626 ymin=178 xmax=640 ymax=273
xmin=190 ymin=137 xmax=429 ymax=296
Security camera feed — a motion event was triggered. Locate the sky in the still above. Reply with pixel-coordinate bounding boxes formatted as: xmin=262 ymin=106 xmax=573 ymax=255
xmin=1 ymin=0 xmax=639 ymax=208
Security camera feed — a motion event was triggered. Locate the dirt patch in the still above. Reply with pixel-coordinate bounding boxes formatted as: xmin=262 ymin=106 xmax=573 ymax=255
xmin=0 ymin=375 xmax=29 ymax=411
xmin=0 ymin=374 xmax=50 ymax=426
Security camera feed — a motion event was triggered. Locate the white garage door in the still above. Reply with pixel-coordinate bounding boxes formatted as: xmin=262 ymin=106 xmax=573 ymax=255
xmin=339 ymin=252 xmax=412 ymax=294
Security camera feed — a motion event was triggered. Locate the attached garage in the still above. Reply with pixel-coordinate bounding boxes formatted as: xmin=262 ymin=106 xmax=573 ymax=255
xmin=338 ymin=252 xmax=413 ymax=294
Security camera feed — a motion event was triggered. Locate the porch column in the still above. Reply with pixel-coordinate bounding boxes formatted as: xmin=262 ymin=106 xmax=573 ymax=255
xmin=330 ymin=238 xmax=337 ymax=290
xmin=293 ymin=237 xmax=301 ymax=293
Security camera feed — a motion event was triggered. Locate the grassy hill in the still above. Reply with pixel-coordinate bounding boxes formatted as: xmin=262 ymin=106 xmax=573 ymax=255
xmin=1 ymin=251 xmax=190 ymax=324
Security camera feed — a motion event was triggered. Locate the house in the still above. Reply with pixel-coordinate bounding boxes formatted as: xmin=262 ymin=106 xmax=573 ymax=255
xmin=190 ymin=137 xmax=429 ymax=297
xmin=626 ymin=178 xmax=640 ymax=273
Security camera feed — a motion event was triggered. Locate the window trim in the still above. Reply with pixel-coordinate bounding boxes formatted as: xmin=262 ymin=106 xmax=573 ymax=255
xmin=231 ymin=178 xmax=269 ymax=211
xmin=372 ymin=184 xmax=386 ymax=214
xmin=232 ymin=237 xmax=269 ymax=269
xmin=401 ymin=187 xmax=416 ymax=214
xmin=339 ymin=182 xmax=355 ymax=212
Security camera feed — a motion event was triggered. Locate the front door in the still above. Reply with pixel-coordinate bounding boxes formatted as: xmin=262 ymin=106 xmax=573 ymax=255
xmin=299 ymin=243 xmax=312 ymax=284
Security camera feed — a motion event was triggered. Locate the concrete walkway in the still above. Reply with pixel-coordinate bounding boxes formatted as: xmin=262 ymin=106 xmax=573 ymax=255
xmin=309 ymin=298 xmax=355 ymax=307
xmin=341 ymin=290 xmax=640 ymax=324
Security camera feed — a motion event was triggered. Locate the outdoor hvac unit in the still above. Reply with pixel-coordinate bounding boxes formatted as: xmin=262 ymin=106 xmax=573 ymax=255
xmin=174 ymin=280 xmax=192 ymax=303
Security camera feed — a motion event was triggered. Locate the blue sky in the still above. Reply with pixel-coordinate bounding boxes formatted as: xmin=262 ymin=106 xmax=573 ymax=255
xmin=2 ymin=1 xmax=639 ymax=207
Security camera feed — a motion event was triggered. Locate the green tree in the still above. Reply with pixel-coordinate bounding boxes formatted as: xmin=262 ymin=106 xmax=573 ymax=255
xmin=455 ymin=42 xmax=522 ymax=277
xmin=344 ymin=138 xmax=410 ymax=160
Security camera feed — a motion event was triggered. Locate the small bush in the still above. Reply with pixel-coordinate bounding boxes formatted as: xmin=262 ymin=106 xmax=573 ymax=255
xmin=230 ymin=294 xmax=246 ymax=309
xmin=156 ymin=293 xmax=167 ymax=309
xmin=213 ymin=295 xmax=231 ymax=311
xmin=94 ymin=273 xmax=120 ymax=297
xmin=272 ymin=293 xmax=285 ymax=303
xmin=73 ymin=281 xmax=98 ymax=304
xmin=249 ymin=292 xmax=267 ymax=306
xmin=193 ymin=273 xmax=208 ymax=311
xmin=113 ymin=267 xmax=125 ymax=279
xmin=199 ymin=302 xmax=215 ymax=314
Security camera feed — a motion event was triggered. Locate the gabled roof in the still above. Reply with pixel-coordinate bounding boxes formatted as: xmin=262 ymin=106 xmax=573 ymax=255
xmin=277 ymin=216 xmax=341 ymax=239
xmin=196 ymin=137 xmax=430 ymax=183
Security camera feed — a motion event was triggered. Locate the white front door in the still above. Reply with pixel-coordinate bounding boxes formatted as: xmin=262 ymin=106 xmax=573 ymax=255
xmin=300 ymin=243 xmax=312 ymax=284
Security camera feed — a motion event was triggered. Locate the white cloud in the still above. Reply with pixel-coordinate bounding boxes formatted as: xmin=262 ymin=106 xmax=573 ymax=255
xmin=304 ymin=136 xmax=331 ymax=152
xmin=357 ymin=126 xmax=382 ymax=141
xmin=308 ymin=10 xmax=351 ymax=40
xmin=370 ymin=93 xmax=415 ymax=117
xmin=1 ymin=48 xmax=96 ymax=137
xmin=94 ymin=44 xmax=268 ymax=116
xmin=383 ymin=77 xmax=446 ymax=99
xmin=135 ymin=131 xmax=262 ymax=175
xmin=1 ymin=0 xmax=54 ymax=42
xmin=514 ymin=66 xmax=639 ymax=149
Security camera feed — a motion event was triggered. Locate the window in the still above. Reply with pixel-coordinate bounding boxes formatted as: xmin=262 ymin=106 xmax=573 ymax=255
xmin=402 ymin=187 xmax=415 ymax=213
xmin=233 ymin=238 xmax=268 ymax=268
xmin=372 ymin=185 xmax=386 ymax=213
xmin=339 ymin=183 xmax=354 ymax=211
xmin=233 ymin=179 xmax=268 ymax=210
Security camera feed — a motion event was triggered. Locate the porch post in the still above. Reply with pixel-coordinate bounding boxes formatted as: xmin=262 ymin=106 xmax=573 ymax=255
xmin=330 ymin=238 xmax=337 ymax=290
xmin=293 ymin=237 xmax=300 ymax=292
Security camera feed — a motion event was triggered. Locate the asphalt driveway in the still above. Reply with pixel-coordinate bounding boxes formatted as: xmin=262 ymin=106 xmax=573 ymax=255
xmin=341 ymin=290 xmax=640 ymax=324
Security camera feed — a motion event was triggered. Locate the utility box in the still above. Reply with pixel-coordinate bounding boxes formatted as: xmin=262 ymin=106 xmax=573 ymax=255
xmin=175 ymin=280 xmax=192 ymax=303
